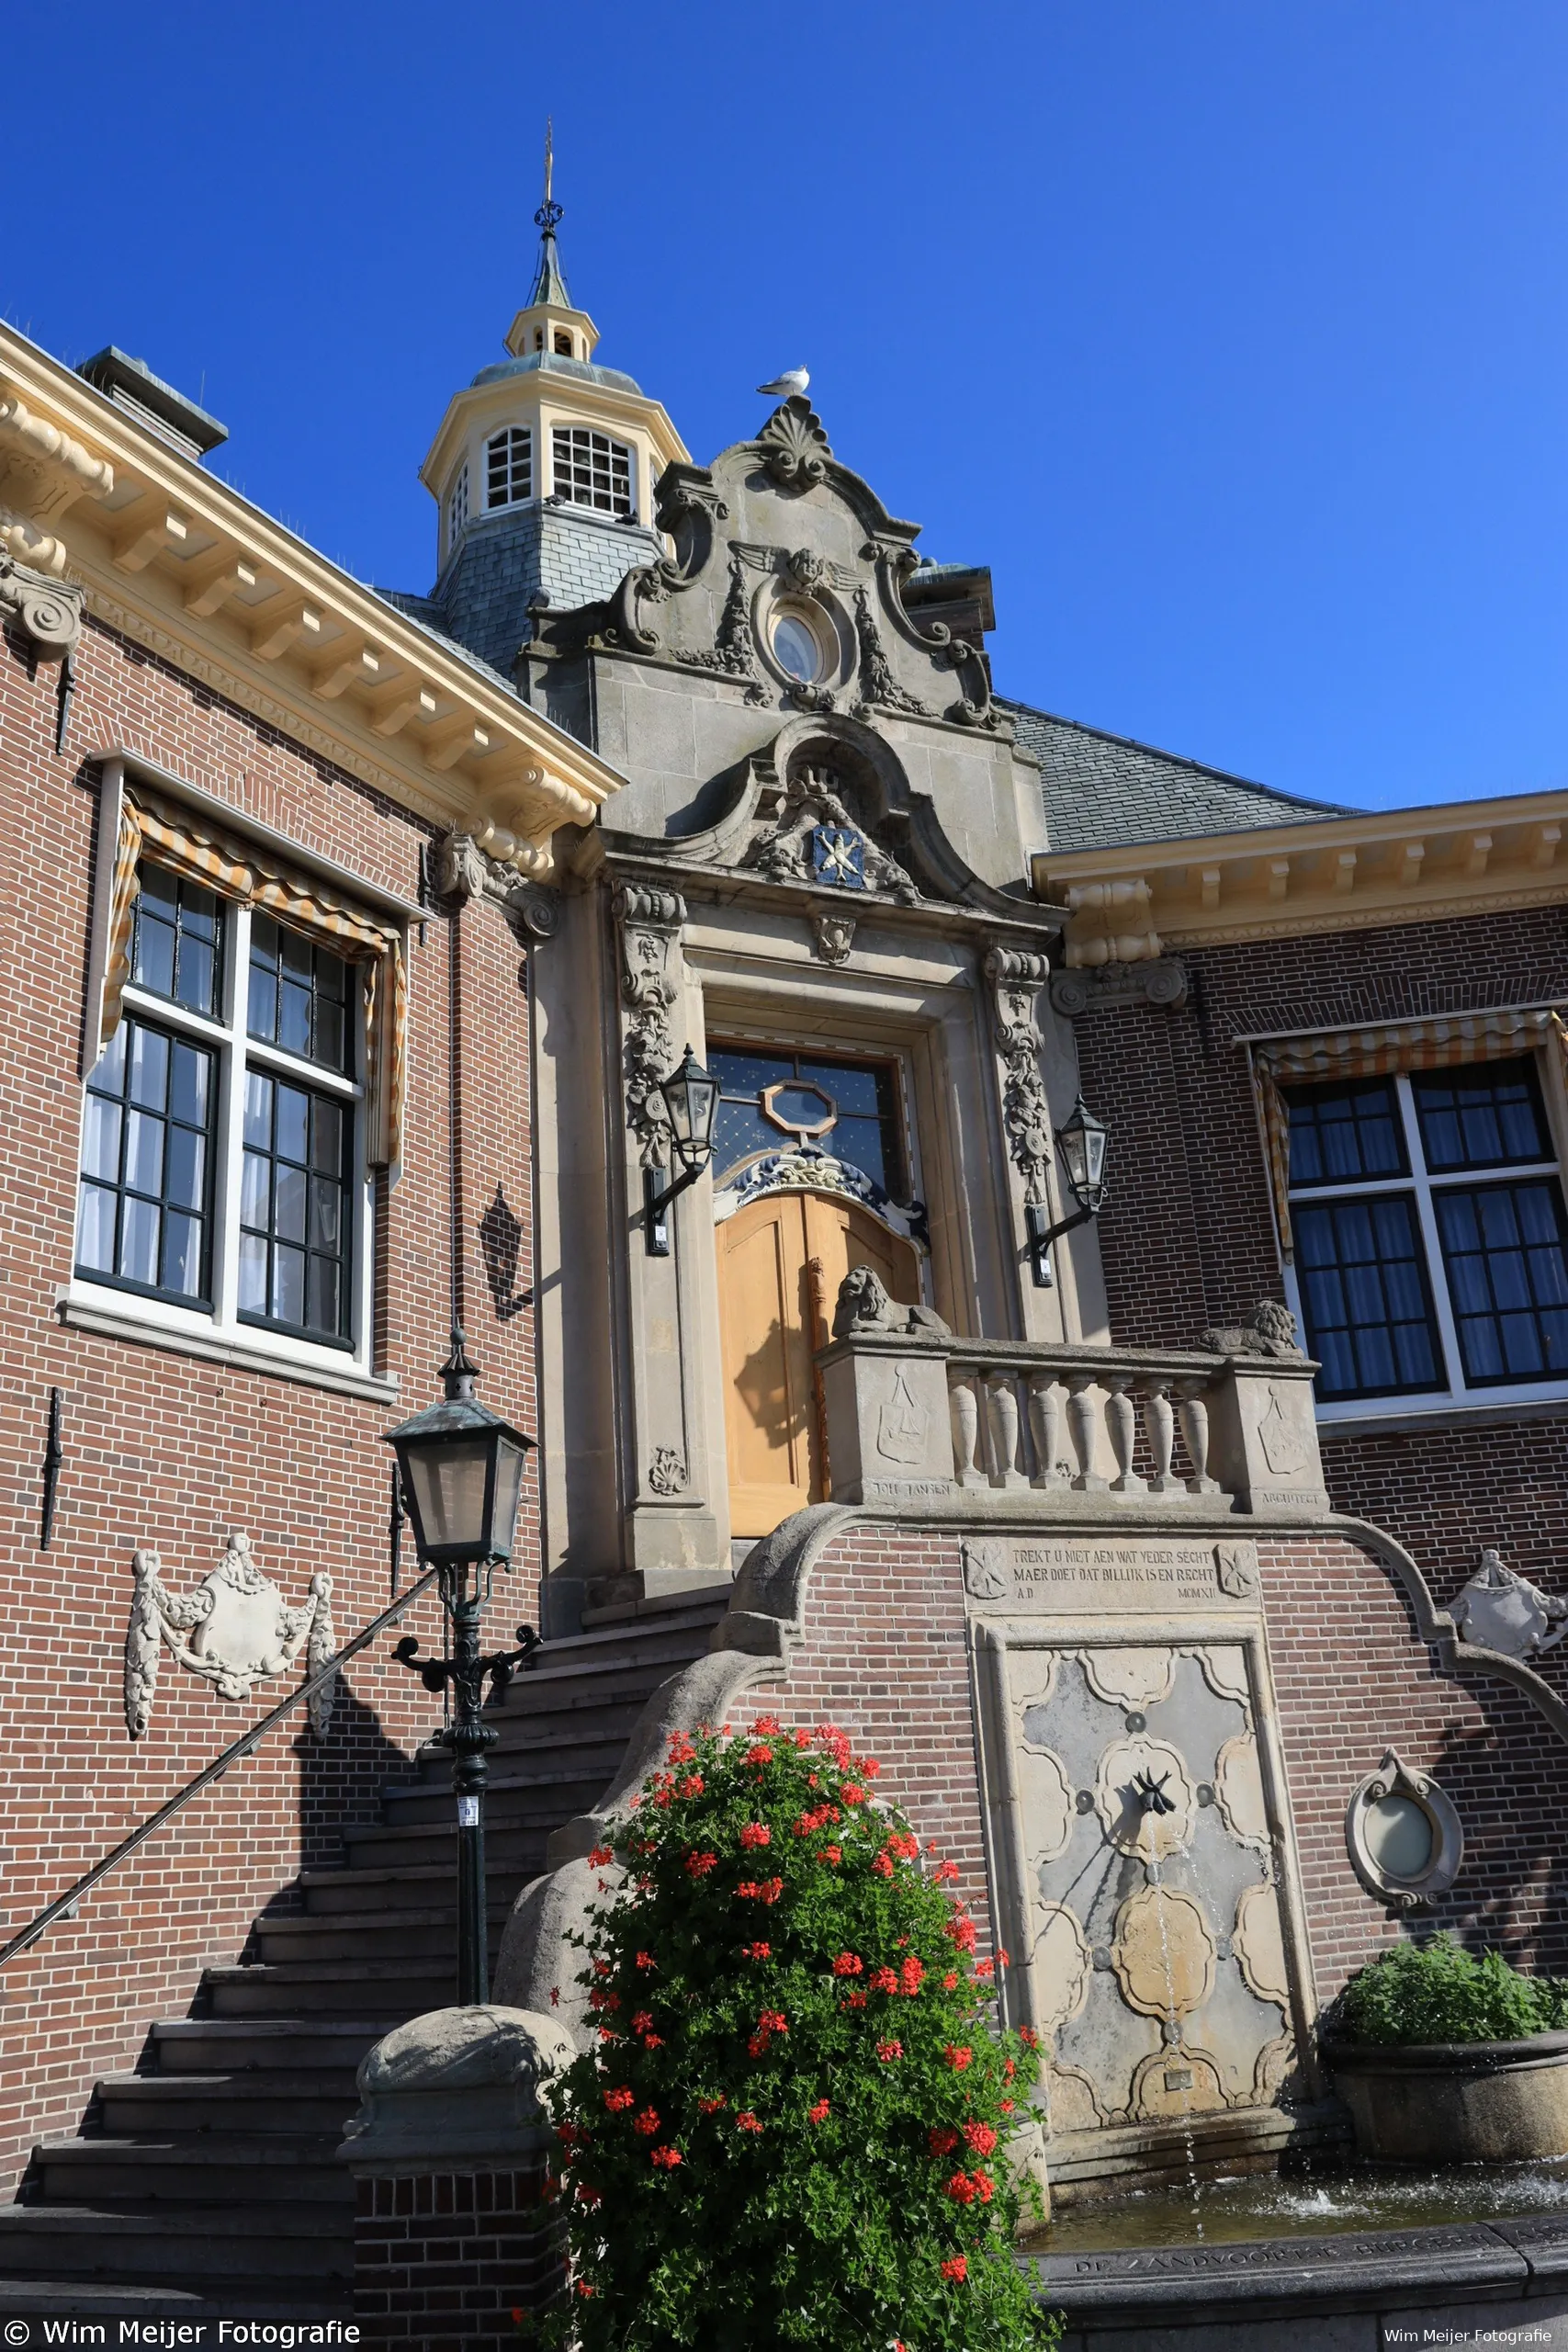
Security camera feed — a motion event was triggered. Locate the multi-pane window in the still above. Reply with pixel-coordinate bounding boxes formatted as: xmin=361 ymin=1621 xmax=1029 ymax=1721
xmin=551 ymin=425 xmax=633 ymax=517
xmin=75 ymin=859 xmax=366 ymax=1354
xmin=486 ymin=427 xmax=533 ymax=509
xmin=709 ymin=1046 xmax=907 ymax=1198
xmin=446 ymin=461 xmax=469 ymax=553
xmin=77 ymin=1019 xmax=215 ymax=1303
xmin=1287 ymin=1059 xmax=1568 ymax=1404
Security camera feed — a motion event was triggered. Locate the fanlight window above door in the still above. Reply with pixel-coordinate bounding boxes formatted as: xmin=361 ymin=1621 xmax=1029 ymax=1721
xmin=709 ymin=1047 xmax=906 ymax=1197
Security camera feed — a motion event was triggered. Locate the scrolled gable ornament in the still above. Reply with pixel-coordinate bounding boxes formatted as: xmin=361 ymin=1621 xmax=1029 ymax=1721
xmin=123 ymin=1529 xmax=338 ymax=1741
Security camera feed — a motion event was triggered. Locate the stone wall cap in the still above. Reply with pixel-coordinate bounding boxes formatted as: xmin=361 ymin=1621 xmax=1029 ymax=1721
xmin=1323 ymin=2032 xmax=1568 ymax=2075
xmin=356 ymin=2004 xmax=575 ymax=2098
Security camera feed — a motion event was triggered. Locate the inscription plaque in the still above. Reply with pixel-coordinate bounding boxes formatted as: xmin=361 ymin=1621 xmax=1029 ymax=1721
xmin=961 ymin=1536 xmax=1259 ymax=1611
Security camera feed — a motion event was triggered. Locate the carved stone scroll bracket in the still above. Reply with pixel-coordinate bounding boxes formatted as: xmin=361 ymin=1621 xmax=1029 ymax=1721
xmin=122 ymin=1530 xmax=338 ymax=1741
xmin=612 ymin=884 xmax=687 ymax=1170
xmin=982 ymin=947 xmax=1055 ymax=1210
xmin=0 ymin=552 xmax=84 ymax=660
xmin=1050 ymin=959 xmax=1189 ymax=1020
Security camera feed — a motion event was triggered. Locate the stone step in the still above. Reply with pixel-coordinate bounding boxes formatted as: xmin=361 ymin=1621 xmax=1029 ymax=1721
xmin=96 ymin=2071 xmax=360 ymax=2136
xmin=381 ymin=1766 xmax=605 ymax=1826
xmin=407 ymin=1736 xmax=623 ymax=1792
xmin=254 ymin=1905 xmax=509 ymax=1966
xmin=203 ymin=1960 xmax=454 ymax=2018
xmin=31 ymin=2136 xmax=352 ymax=2209
xmin=444 ymin=1713 xmax=635 ymax=1766
xmin=150 ymin=2017 xmax=399 ymax=2075
xmin=0 ymin=2278 xmax=346 ymax=2320
xmin=0 ymin=2202 xmax=351 ymax=2288
xmin=340 ymin=1817 xmax=549 ymax=1873
xmin=299 ymin=1860 xmax=527 ymax=1914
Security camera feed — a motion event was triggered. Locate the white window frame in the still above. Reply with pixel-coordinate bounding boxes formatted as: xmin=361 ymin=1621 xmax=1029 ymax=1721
xmin=446 ymin=460 xmax=469 ymax=556
xmin=485 ymin=425 xmax=534 ymax=511
xmin=549 ymin=424 xmax=635 ymax=518
xmin=1283 ymin=1057 xmax=1568 ymax=1427
xmin=65 ymin=763 xmax=401 ymax=1402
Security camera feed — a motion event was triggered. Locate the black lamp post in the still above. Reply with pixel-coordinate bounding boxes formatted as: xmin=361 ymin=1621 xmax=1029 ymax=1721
xmin=384 ymin=1329 xmax=538 ymax=2005
xmin=1024 ymin=1093 xmax=1111 ymax=1286
xmin=644 ymin=1045 xmax=721 ymax=1255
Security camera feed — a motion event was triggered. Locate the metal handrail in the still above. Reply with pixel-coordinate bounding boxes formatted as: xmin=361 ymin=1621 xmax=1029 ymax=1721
xmin=0 ymin=1566 xmax=439 ymax=1970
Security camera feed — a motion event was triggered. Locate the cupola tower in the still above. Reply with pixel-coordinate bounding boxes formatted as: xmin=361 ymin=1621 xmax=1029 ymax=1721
xmin=414 ymin=130 xmax=688 ymax=680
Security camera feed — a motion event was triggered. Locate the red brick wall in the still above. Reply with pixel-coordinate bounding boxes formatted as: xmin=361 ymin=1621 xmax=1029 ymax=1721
xmin=745 ymin=1525 xmax=998 ymax=1959
xmin=0 ymin=613 xmax=540 ymax=2190
xmin=1076 ymin=910 xmax=1568 ymax=1662
xmin=352 ymin=2162 xmax=565 ymax=2346
xmin=1258 ymin=1532 xmax=1568 ymax=1995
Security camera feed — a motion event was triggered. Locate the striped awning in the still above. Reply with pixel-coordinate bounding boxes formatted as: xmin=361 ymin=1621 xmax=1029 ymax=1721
xmin=104 ymin=786 xmax=407 ymax=1174
xmin=1248 ymin=1008 xmax=1568 ymax=1261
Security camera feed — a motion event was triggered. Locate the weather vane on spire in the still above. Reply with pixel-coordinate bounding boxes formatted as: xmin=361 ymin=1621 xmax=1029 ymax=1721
xmin=535 ymin=118 xmax=563 ymax=234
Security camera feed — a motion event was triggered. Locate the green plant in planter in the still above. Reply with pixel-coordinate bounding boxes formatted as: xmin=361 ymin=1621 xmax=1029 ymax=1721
xmin=1337 ymin=1933 xmax=1568 ymax=2047
xmin=530 ymin=1714 xmax=1060 ymax=2351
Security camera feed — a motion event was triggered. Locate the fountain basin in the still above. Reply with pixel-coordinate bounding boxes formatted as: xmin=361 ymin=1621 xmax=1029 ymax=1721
xmin=1325 ymin=2031 xmax=1568 ymax=2165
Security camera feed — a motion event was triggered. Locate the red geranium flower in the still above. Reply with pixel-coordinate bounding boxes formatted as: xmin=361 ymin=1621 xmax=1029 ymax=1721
xmin=831 ymin=1952 xmax=863 ymax=1976
xmin=649 ymin=2144 xmax=682 ymax=2168
xmin=739 ymin=1822 xmax=772 ymax=1849
xmin=736 ymin=2111 xmax=763 ymax=2133
xmin=946 ymin=2045 xmax=974 ymax=2071
xmin=633 ymin=2108 xmax=660 ymax=2136
xmin=808 ymin=2098 xmax=830 ymax=2123
xmin=941 ymin=2255 xmax=968 ymax=2282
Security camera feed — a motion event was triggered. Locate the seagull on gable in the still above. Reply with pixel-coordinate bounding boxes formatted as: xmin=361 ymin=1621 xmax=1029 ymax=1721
xmin=757 ymin=368 xmax=810 ymax=398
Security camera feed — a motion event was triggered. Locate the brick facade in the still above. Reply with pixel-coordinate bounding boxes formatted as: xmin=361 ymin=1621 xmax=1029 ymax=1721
xmin=0 ymin=610 xmax=540 ymax=2194
xmin=352 ymin=2163 xmax=565 ymax=2347
xmin=1077 ymin=909 xmax=1568 ymax=1606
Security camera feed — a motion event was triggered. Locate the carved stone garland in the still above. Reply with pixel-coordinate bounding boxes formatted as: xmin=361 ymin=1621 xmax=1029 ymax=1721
xmin=613 ymin=884 xmax=687 ymax=1170
xmin=983 ymin=948 xmax=1055 ymax=1207
xmin=123 ymin=1529 xmax=337 ymax=1741
xmin=852 ymin=585 xmax=931 ymax=718
xmin=675 ymin=553 xmax=768 ymax=704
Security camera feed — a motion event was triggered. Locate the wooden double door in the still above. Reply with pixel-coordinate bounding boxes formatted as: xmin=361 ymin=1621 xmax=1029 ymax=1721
xmin=717 ymin=1189 xmax=921 ymax=1538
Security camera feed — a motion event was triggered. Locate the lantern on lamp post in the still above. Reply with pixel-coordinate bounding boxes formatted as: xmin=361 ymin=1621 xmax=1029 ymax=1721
xmin=645 ymin=1045 xmax=721 ymax=1255
xmin=384 ymin=1329 xmax=538 ymax=2005
xmin=1024 ymin=1094 xmax=1111 ymax=1287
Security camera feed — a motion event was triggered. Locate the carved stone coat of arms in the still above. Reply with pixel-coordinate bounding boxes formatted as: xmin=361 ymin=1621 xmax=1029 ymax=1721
xmin=123 ymin=1529 xmax=337 ymax=1740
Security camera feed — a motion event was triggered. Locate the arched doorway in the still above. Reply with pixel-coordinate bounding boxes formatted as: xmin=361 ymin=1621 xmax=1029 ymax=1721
xmin=718 ymin=1189 xmax=921 ymax=1538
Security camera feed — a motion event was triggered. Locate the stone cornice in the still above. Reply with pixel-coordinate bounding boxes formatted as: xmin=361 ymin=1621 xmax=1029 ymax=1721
xmin=0 ymin=323 xmax=626 ymax=876
xmin=1032 ymin=790 xmax=1568 ymax=960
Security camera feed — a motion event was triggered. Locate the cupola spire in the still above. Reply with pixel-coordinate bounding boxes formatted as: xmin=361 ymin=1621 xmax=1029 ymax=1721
xmin=528 ymin=118 xmax=571 ymax=311
xmin=502 ymin=121 xmax=597 ymax=362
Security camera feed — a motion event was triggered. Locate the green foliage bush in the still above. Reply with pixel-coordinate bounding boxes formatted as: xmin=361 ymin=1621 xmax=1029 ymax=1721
xmin=534 ymin=1713 xmax=1060 ymax=2351
xmin=1337 ymin=1932 xmax=1568 ymax=2047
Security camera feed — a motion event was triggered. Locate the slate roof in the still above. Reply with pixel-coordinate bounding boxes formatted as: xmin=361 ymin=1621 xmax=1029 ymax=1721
xmin=1002 ymin=700 xmax=1349 ymax=855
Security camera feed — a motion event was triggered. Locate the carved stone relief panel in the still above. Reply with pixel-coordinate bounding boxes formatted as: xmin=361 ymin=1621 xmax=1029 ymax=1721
xmin=989 ymin=1622 xmax=1312 ymax=2158
xmin=123 ymin=1530 xmax=336 ymax=1741
xmin=982 ymin=947 xmax=1054 ymax=1211
xmin=612 ymin=884 xmax=687 ymax=1169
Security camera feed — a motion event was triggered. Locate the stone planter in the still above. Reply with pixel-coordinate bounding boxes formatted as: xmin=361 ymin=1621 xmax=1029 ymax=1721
xmin=1324 ymin=2032 xmax=1568 ymax=2165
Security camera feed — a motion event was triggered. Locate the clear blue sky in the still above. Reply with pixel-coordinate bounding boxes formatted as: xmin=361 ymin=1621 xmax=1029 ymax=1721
xmin=8 ymin=2 xmax=1568 ymax=812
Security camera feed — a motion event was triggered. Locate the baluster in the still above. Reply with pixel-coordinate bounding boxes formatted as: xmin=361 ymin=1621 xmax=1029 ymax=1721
xmin=1066 ymin=1374 xmax=1107 ymax=1491
xmin=949 ymin=1369 xmax=987 ymax=1487
xmin=1139 ymin=1377 xmax=1183 ymax=1496
xmin=987 ymin=1373 xmax=1028 ymax=1488
xmin=1104 ymin=1374 xmax=1145 ymax=1495
xmin=1027 ymin=1374 xmax=1066 ymax=1489
xmin=1178 ymin=1378 xmax=1221 ymax=1495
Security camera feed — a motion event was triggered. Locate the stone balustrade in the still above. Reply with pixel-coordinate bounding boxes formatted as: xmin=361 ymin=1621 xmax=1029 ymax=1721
xmin=818 ymin=1329 xmax=1330 ymax=1519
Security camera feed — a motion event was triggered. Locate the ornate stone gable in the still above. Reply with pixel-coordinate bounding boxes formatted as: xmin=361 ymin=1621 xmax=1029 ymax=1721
xmin=740 ymin=763 xmax=919 ymax=904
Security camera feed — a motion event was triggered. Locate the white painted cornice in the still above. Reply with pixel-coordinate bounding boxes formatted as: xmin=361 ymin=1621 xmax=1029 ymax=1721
xmin=1032 ymin=791 xmax=1568 ymax=963
xmin=0 ymin=322 xmax=627 ymax=876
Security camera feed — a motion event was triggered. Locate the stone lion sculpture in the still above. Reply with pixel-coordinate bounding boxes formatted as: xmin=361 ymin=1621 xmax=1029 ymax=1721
xmin=1199 ymin=1299 xmax=1303 ymax=1358
xmin=831 ymin=1265 xmax=950 ymax=1341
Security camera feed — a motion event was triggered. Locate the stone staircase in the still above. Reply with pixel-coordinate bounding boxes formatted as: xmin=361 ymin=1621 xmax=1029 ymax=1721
xmin=0 ymin=1591 xmax=727 ymax=2318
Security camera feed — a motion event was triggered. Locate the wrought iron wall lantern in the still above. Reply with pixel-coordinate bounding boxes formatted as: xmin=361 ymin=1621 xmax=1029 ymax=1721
xmin=384 ymin=1329 xmax=539 ymax=2005
xmin=1025 ymin=1093 xmax=1111 ymax=1287
xmin=645 ymin=1045 xmax=721 ymax=1256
